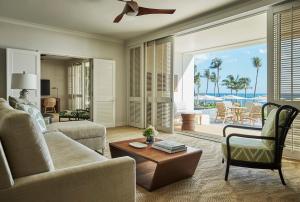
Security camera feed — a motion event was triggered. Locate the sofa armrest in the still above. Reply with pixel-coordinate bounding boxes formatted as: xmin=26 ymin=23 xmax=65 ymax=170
xmin=0 ymin=157 xmax=136 ymax=202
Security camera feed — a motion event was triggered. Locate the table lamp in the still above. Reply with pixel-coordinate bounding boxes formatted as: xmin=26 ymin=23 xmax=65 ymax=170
xmin=11 ymin=71 xmax=37 ymax=101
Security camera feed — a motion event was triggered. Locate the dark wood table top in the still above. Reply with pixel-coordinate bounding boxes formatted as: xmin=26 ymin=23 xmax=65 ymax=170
xmin=109 ymin=138 xmax=202 ymax=163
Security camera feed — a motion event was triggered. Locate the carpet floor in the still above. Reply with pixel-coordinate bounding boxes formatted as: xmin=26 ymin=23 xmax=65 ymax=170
xmin=106 ymin=127 xmax=300 ymax=202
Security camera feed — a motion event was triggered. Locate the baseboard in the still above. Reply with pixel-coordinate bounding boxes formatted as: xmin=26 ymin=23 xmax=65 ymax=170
xmin=116 ymin=122 xmax=127 ymax=127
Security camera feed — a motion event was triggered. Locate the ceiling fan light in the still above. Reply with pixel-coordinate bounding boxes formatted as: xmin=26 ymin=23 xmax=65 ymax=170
xmin=126 ymin=11 xmax=138 ymax=16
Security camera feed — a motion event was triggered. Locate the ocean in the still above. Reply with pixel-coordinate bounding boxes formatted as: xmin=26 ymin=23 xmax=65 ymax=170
xmin=195 ymin=93 xmax=267 ymax=106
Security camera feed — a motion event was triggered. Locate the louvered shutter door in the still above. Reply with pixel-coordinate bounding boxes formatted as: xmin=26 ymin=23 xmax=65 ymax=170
xmin=145 ymin=37 xmax=174 ymax=133
xmin=269 ymin=1 xmax=300 ymax=158
xmin=145 ymin=41 xmax=155 ymax=127
xmin=155 ymin=38 xmax=173 ymax=132
xmin=128 ymin=46 xmax=144 ymax=128
xmin=92 ymin=59 xmax=115 ymax=127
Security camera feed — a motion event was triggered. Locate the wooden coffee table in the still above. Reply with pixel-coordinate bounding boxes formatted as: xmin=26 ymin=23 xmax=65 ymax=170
xmin=109 ymin=138 xmax=202 ymax=191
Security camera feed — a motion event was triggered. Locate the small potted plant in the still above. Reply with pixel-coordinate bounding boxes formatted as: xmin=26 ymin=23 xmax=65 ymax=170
xmin=143 ymin=125 xmax=158 ymax=144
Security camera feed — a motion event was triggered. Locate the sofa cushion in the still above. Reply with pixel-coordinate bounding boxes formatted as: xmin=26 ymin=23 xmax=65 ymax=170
xmin=47 ymin=121 xmax=106 ymax=140
xmin=44 ymin=131 xmax=107 ymax=169
xmin=221 ymin=136 xmax=274 ymax=163
xmin=0 ymin=140 xmax=14 ymax=189
xmin=17 ymin=103 xmax=47 ymax=133
xmin=0 ymin=99 xmax=54 ymax=178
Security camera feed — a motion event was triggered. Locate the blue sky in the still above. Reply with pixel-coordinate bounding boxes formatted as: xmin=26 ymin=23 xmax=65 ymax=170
xmin=194 ymin=43 xmax=267 ymax=94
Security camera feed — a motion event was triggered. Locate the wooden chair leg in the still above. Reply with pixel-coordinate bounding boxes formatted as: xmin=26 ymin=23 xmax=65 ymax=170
xmin=225 ymin=161 xmax=230 ymax=181
xmin=278 ymin=168 xmax=286 ymax=185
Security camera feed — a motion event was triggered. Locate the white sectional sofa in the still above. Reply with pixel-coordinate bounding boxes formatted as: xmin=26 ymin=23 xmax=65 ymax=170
xmin=0 ymin=98 xmax=136 ymax=202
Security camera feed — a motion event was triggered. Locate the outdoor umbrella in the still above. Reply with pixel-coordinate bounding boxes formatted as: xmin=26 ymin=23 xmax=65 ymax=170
xmin=223 ymin=95 xmax=246 ymax=100
xmin=198 ymin=95 xmax=223 ymax=101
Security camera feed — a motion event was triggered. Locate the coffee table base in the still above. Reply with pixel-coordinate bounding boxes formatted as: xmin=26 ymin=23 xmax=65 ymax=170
xmin=110 ymin=146 xmax=202 ymax=191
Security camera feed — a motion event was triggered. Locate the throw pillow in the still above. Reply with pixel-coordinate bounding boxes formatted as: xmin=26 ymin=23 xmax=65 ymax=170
xmin=8 ymin=96 xmax=32 ymax=109
xmin=17 ymin=104 xmax=47 ymax=133
xmin=261 ymin=108 xmax=287 ymax=147
xmin=0 ymin=100 xmax=54 ymax=178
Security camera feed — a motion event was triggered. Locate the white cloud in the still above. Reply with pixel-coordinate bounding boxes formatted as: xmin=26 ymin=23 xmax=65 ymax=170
xmin=259 ymin=49 xmax=266 ymax=54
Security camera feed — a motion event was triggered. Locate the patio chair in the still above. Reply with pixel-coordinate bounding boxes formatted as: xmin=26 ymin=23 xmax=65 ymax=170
xmin=240 ymin=103 xmax=262 ymax=125
xmin=215 ymin=102 xmax=234 ymax=124
xmin=233 ymin=102 xmax=240 ymax=107
xmin=222 ymin=102 xmax=299 ymax=185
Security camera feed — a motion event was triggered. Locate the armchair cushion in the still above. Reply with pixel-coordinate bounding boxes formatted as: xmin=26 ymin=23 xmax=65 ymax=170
xmin=222 ymin=136 xmax=274 ymax=163
xmin=261 ymin=109 xmax=287 ymax=147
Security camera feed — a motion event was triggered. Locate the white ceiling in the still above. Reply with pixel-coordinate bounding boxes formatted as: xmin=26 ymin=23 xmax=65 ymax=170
xmin=0 ymin=0 xmax=240 ymax=40
xmin=176 ymin=13 xmax=267 ymax=53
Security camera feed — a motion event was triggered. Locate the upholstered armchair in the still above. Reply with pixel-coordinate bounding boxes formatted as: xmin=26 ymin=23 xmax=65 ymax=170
xmin=222 ymin=102 xmax=298 ymax=185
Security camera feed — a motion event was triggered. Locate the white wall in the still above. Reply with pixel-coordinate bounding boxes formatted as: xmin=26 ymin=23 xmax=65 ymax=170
xmin=173 ymin=51 xmax=194 ymax=112
xmin=41 ymin=59 xmax=68 ymax=111
xmin=0 ymin=21 xmax=127 ymax=126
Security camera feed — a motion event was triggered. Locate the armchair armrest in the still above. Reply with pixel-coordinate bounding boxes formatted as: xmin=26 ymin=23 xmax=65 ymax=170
xmin=0 ymin=157 xmax=136 ymax=202
xmin=223 ymin=125 xmax=262 ymax=137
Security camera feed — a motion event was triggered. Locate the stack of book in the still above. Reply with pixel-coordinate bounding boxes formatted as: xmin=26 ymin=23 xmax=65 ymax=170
xmin=152 ymin=140 xmax=187 ymax=153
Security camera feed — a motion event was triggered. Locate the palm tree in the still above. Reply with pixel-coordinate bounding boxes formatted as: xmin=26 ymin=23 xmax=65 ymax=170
xmin=239 ymin=77 xmax=251 ymax=98
xmin=252 ymin=57 xmax=262 ymax=97
xmin=210 ymin=72 xmax=217 ymax=96
xmin=209 ymin=58 xmax=223 ymax=96
xmin=231 ymin=75 xmax=242 ymax=95
xmin=222 ymin=75 xmax=235 ymax=94
xmin=194 ymin=71 xmax=201 ymax=105
xmin=203 ymin=69 xmax=211 ymax=94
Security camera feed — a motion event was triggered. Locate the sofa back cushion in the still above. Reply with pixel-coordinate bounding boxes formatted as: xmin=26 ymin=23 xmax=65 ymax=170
xmin=0 ymin=98 xmax=54 ymax=178
xmin=0 ymin=140 xmax=14 ymax=189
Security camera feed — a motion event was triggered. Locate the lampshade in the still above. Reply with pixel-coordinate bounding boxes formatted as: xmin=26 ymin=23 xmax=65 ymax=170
xmin=11 ymin=72 xmax=37 ymax=90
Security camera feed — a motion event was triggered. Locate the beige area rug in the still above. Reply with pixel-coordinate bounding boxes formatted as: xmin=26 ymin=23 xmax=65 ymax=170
xmin=106 ymin=127 xmax=300 ymax=202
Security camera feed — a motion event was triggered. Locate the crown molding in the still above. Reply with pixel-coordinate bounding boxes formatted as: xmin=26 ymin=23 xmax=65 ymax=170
xmin=0 ymin=16 xmax=124 ymax=44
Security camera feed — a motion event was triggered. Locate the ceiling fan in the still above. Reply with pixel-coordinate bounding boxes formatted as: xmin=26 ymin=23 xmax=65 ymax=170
xmin=114 ymin=0 xmax=176 ymax=23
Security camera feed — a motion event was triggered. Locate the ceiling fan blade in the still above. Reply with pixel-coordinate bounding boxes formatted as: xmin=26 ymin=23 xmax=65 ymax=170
xmin=113 ymin=13 xmax=125 ymax=23
xmin=137 ymin=7 xmax=176 ymax=16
